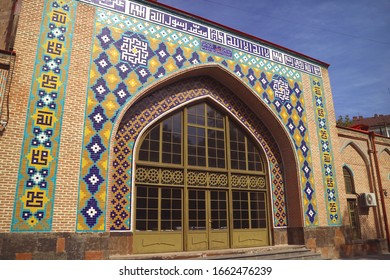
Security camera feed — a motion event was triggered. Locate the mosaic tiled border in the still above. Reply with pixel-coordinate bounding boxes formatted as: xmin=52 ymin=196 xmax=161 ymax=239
xmin=78 ymin=0 xmax=322 ymax=77
xmin=12 ymin=0 xmax=77 ymax=231
xmin=76 ymin=6 xmax=319 ymax=231
xmin=111 ymin=76 xmax=285 ymax=230
xmin=310 ymin=77 xmax=341 ymax=225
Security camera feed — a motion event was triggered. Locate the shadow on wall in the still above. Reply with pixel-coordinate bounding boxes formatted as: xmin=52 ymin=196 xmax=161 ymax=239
xmin=338 ymin=205 xmax=388 ymax=259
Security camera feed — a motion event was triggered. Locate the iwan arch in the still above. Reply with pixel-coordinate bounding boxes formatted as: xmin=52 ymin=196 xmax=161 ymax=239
xmin=109 ymin=67 xmax=303 ymax=253
xmin=0 ymin=0 xmax=389 ymax=259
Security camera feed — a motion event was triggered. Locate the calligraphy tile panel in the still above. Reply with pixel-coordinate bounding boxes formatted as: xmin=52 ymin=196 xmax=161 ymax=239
xmin=12 ymin=0 xmax=77 ymax=232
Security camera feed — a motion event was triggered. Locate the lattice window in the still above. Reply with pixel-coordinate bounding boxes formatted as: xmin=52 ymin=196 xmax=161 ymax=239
xmin=188 ymin=189 xmax=206 ymax=230
xmin=136 ymin=186 xmax=182 ymax=232
xmin=162 ymin=112 xmax=182 ymax=164
xmin=347 ymin=199 xmax=361 ymax=239
xmin=139 ymin=125 xmax=160 ymax=162
xmin=210 ymin=190 xmax=228 ymax=230
xmin=136 ymin=186 xmax=158 ymax=231
xmin=229 ymin=122 xmax=263 ymax=172
xmin=135 ymin=101 xmax=268 ymax=233
xmin=232 ymin=191 xmax=267 ymax=229
xmin=230 ymin=122 xmax=246 ymax=170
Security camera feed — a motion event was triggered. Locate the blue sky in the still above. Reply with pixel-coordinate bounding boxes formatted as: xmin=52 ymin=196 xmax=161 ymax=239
xmin=157 ymin=0 xmax=390 ymax=118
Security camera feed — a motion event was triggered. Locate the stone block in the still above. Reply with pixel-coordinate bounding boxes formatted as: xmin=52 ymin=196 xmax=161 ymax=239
xmin=85 ymin=250 xmax=104 ymax=260
xmin=56 ymin=237 xmax=65 ymax=254
xmin=37 ymin=237 xmax=57 ymax=252
xmin=15 ymin=253 xmax=32 ymax=260
xmin=306 ymin=237 xmax=316 ymax=250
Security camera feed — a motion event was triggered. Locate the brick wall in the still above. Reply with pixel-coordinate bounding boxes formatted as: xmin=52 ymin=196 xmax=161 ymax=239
xmin=0 ymin=0 xmax=43 ymax=232
xmin=338 ymin=127 xmax=390 ymax=243
xmin=0 ymin=0 xmax=96 ymax=233
xmin=52 ymin=2 xmax=95 ymax=232
xmin=302 ymin=73 xmax=327 ymax=226
xmin=378 ymin=139 xmax=390 ymax=243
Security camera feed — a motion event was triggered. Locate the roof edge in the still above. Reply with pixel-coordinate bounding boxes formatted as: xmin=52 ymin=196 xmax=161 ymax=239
xmin=146 ymin=0 xmax=330 ymax=68
xmin=337 ymin=125 xmax=389 ymax=139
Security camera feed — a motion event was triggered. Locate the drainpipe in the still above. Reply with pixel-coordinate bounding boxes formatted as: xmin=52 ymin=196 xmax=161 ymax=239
xmin=369 ymin=132 xmax=390 ymax=252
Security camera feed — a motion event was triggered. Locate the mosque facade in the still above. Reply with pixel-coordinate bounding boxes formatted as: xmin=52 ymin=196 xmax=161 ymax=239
xmin=0 ymin=0 xmax=389 ymax=259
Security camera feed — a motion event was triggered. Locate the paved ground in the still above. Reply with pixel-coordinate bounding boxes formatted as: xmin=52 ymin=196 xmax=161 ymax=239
xmin=340 ymin=253 xmax=390 ymax=260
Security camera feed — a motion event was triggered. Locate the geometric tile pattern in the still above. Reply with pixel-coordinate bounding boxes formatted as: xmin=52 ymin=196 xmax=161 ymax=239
xmin=76 ymin=7 xmax=319 ymax=231
xmin=79 ymin=0 xmax=321 ymax=77
xmin=12 ymin=0 xmax=77 ymax=231
xmin=310 ymin=77 xmax=341 ymax=225
xmin=111 ymin=76 xmax=285 ymax=230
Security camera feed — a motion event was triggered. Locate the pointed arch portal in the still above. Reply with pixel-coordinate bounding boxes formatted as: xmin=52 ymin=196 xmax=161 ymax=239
xmin=109 ymin=68 xmax=303 ymax=253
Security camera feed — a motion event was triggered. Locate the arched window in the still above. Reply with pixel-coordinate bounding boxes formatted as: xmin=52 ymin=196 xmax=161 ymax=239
xmin=133 ymin=101 xmax=269 ymax=253
xmin=343 ymin=166 xmax=355 ymax=194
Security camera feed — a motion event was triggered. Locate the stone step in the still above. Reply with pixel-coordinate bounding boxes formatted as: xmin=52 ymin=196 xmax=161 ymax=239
xmin=203 ymin=247 xmax=322 ymax=260
xmin=110 ymin=245 xmax=323 ymax=260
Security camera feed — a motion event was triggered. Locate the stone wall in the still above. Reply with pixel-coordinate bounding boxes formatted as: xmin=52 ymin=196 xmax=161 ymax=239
xmin=0 ymin=232 xmax=133 ymax=259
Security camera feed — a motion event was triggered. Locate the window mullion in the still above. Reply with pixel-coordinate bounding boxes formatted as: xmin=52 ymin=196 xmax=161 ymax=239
xmin=248 ymin=192 xmax=252 ymax=229
xmin=159 ymin=123 xmax=162 ymax=164
xmin=158 ymin=187 xmax=161 ymax=232
xmin=204 ymin=103 xmax=209 ymax=169
xmin=244 ymin=136 xmax=249 ymax=171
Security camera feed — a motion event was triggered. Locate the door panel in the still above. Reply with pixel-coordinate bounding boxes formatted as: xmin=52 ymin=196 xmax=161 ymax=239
xmin=209 ymin=190 xmax=229 ymax=249
xmin=231 ymin=190 xmax=268 ymax=248
xmin=133 ymin=232 xmax=183 ymax=254
xmin=232 ymin=229 xmax=269 ymax=248
xmin=187 ymin=189 xmax=207 ymax=251
xmin=187 ymin=189 xmax=229 ymax=251
xmin=134 ymin=186 xmax=183 ymax=253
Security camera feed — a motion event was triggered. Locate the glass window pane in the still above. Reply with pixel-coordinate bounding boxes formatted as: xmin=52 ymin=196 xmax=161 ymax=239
xmin=207 ymin=105 xmax=224 ymax=128
xmin=250 ymin=192 xmax=266 ymax=229
xmin=197 ymin=116 xmax=205 ymax=126
xmin=343 ymin=167 xmax=354 ymax=194
xmin=161 ymin=187 xmax=182 ymax=231
xmin=150 ymin=140 xmax=159 ymax=151
xmin=148 ymin=186 xmax=157 ymax=196
xmin=172 ymin=154 xmax=181 ymax=164
xmin=148 ymin=220 xmax=158 ymax=230
xmin=229 ymin=120 xmax=265 ymax=172
xmin=162 ymin=152 xmax=170 ymax=163
xmin=150 ymin=126 xmax=160 ymax=141
xmin=137 ymin=221 xmax=146 ymax=231
xmin=139 ymin=150 xmax=148 ymax=161
xmin=162 ymin=142 xmax=171 ymax=152
xmin=232 ymin=191 xmax=249 ymax=229
xmin=188 ymin=155 xmax=196 ymax=165
xmin=197 ymin=127 xmax=205 ymax=138
xmin=172 ymin=189 xmax=181 ymax=199
xmin=148 ymin=198 xmax=158 ymax=209
xmin=136 ymin=186 xmax=161 ymax=231
xmin=137 ymin=187 xmax=147 ymax=198
xmin=188 ymin=114 xmax=196 ymax=124
xmin=136 ymin=209 xmax=146 ymax=220
xmin=188 ymin=126 xmax=196 ymax=136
